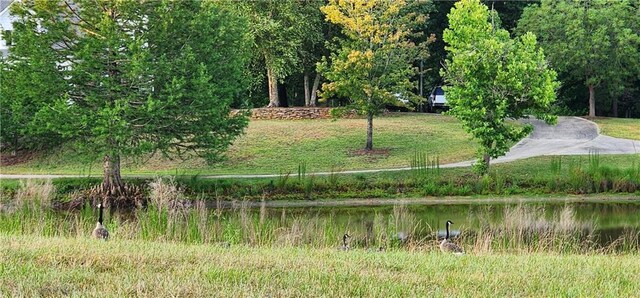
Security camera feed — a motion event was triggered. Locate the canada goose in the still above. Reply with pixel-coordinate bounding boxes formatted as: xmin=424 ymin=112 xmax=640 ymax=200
xmin=338 ymin=233 xmax=350 ymax=251
xmin=92 ymin=203 xmax=109 ymax=240
xmin=439 ymin=220 xmax=463 ymax=254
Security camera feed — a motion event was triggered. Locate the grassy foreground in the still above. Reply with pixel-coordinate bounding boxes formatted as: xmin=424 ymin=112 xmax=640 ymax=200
xmin=2 ymin=113 xmax=478 ymax=175
xmin=589 ymin=117 xmax=640 ymax=140
xmin=1 ymin=234 xmax=639 ymax=297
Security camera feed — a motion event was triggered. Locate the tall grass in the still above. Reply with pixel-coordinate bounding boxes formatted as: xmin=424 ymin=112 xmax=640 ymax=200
xmin=409 ymin=150 xmax=440 ymax=182
xmin=1 ymin=197 xmax=637 ymax=254
xmin=3 ymin=234 xmax=640 ymax=297
xmin=14 ymin=179 xmax=55 ymax=209
xmin=471 ymin=205 xmax=596 ymax=254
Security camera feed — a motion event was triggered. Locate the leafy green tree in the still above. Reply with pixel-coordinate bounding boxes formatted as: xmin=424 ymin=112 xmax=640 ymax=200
xmin=0 ymin=6 xmax=68 ymax=153
xmin=240 ymin=1 xmax=317 ymax=107
xmin=442 ymin=0 xmax=558 ymax=173
xmin=319 ymin=0 xmax=426 ymax=151
xmin=8 ymin=0 xmax=251 ymax=200
xmin=297 ymin=1 xmax=327 ymax=107
xmin=518 ymin=0 xmax=640 ymax=117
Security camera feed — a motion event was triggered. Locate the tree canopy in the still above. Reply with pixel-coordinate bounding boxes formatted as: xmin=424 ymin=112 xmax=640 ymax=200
xmin=0 ymin=7 xmax=68 ymax=153
xmin=518 ymin=0 xmax=640 ymax=117
xmin=442 ymin=0 xmax=558 ymax=173
xmin=3 ymin=0 xmax=251 ymax=201
xmin=239 ymin=0 xmax=323 ymax=108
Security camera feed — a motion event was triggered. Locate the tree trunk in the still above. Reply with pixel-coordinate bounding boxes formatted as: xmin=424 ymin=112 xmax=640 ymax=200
xmin=11 ymin=132 xmax=18 ymax=156
xmin=266 ymin=67 xmax=279 ymax=107
xmin=304 ymin=74 xmax=310 ymax=107
xmin=612 ymin=96 xmax=618 ymax=117
xmin=310 ymin=73 xmax=321 ymax=107
xmin=366 ymin=113 xmax=374 ymax=151
xmin=588 ymin=85 xmax=596 ymax=117
xmin=101 ymin=154 xmax=124 ymax=204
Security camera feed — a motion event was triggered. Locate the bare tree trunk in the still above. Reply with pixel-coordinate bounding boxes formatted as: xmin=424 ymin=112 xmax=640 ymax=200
xmin=11 ymin=132 xmax=18 ymax=156
xmin=366 ymin=113 xmax=373 ymax=151
xmin=310 ymin=73 xmax=321 ymax=107
xmin=588 ymin=85 xmax=596 ymax=117
xmin=102 ymin=154 xmax=124 ymax=204
xmin=304 ymin=74 xmax=310 ymax=107
xmin=612 ymin=96 xmax=618 ymax=117
xmin=266 ymin=67 xmax=279 ymax=107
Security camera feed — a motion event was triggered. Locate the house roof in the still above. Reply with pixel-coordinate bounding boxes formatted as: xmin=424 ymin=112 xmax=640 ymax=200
xmin=0 ymin=0 xmax=13 ymax=14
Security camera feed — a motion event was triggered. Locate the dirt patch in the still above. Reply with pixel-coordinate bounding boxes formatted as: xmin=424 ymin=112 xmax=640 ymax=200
xmin=348 ymin=148 xmax=391 ymax=162
xmin=0 ymin=150 xmax=39 ymax=166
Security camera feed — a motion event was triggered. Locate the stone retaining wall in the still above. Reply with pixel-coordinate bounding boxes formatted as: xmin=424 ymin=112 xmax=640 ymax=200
xmin=232 ymin=107 xmax=361 ymax=120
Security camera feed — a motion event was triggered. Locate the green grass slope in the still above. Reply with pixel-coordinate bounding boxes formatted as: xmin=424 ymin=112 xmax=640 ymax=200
xmin=1 ymin=235 xmax=638 ymax=297
xmin=589 ymin=117 xmax=640 ymax=140
xmin=2 ymin=113 xmax=478 ymax=175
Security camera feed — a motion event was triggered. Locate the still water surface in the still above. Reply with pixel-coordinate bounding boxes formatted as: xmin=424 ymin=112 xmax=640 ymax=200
xmin=239 ymin=199 xmax=640 ymax=247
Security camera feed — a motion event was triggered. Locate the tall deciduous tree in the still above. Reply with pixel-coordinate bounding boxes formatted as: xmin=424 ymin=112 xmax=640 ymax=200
xmin=319 ymin=0 xmax=427 ymax=151
xmin=298 ymin=1 xmax=326 ymax=107
xmin=442 ymin=0 xmax=558 ymax=173
xmin=241 ymin=0 xmax=315 ymax=108
xmin=518 ymin=0 xmax=640 ymax=117
xmin=8 ymin=0 xmax=251 ymax=201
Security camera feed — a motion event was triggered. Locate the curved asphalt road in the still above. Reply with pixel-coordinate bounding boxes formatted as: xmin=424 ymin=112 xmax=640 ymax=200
xmin=444 ymin=116 xmax=640 ymax=168
xmin=1 ymin=117 xmax=638 ymax=179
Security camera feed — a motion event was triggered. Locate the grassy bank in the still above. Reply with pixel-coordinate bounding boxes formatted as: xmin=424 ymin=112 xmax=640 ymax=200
xmin=589 ymin=117 xmax=640 ymax=140
xmin=1 ymin=113 xmax=478 ymax=175
xmin=1 ymin=234 xmax=638 ymax=297
xmin=2 ymin=154 xmax=638 ymax=203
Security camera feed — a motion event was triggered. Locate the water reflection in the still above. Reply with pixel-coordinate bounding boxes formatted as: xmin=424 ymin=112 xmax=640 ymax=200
xmin=1 ymin=198 xmax=638 ymax=253
xmin=238 ymin=200 xmax=640 ymax=251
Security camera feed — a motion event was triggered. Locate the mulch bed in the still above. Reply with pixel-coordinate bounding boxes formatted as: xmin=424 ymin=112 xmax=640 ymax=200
xmin=347 ymin=148 xmax=391 ymax=162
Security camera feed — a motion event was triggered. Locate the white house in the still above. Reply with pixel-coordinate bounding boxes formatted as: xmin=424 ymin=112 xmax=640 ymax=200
xmin=0 ymin=0 xmax=16 ymax=57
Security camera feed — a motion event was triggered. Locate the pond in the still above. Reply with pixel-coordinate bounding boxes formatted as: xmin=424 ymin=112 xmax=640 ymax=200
xmin=260 ymin=199 xmax=640 ymax=249
xmin=1 ymin=197 xmax=639 ymax=253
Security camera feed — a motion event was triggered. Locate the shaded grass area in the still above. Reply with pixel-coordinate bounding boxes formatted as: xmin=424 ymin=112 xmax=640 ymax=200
xmin=589 ymin=117 xmax=640 ymax=140
xmin=1 ymin=113 xmax=478 ymax=175
xmin=1 ymin=234 xmax=639 ymax=297
xmin=1 ymin=154 xmax=639 ymax=202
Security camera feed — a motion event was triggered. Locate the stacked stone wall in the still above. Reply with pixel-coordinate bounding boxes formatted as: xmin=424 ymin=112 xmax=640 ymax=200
xmin=232 ymin=107 xmax=362 ymax=120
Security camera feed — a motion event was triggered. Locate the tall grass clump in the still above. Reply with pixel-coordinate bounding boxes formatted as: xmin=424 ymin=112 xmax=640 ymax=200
xmin=275 ymin=171 xmax=291 ymax=191
xmin=410 ymin=150 xmax=440 ymax=183
xmin=139 ymin=177 xmax=198 ymax=242
xmin=142 ymin=177 xmax=242 ymax=245
xmin=148 ymin=177 xmax=186 ymax=208
xmin=605 ymin=228 xmax=640 ymax=253
xmin=297 ymin=162 xmax=307 ymax=182
xmin=471 ymin=205 xmax=596 ymax=254
xmin=14 ymin=179 xmax=55 ymax=209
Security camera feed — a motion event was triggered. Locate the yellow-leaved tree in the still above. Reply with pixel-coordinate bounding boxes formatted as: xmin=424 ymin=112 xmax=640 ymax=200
xmin=319 ymin=0 xmax=429 ymax=151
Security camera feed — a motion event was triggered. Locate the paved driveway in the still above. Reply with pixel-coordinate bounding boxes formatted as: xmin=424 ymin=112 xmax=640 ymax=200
xmin=444 ymin=116 xmax=640 ymax=168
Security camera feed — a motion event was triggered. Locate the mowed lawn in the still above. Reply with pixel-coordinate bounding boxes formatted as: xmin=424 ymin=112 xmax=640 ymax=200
xmin=2 ymin=113 xmax=478 ymax=175
xmin=589 ymin=117 xmax=640 ymax=140
xmin=1 ymin=235 xmax=638 ymax=297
